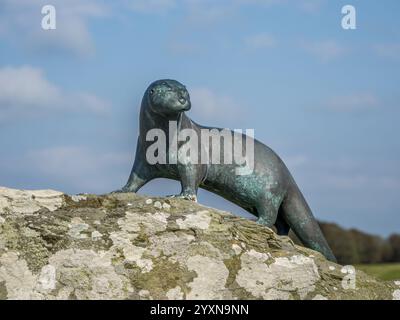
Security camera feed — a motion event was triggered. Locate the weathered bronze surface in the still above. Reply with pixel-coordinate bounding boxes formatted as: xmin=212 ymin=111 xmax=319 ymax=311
xmin=114 ymin=79 xmax=336 ymax=262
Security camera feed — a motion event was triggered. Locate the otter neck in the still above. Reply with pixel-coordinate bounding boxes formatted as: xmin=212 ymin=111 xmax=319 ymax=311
xmin=140 ymin=105 xmax=187 ymax=135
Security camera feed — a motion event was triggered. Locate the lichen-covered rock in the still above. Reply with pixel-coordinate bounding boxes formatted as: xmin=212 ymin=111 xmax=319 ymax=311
xmin=0 ymin=186 xmax=398 ymax=300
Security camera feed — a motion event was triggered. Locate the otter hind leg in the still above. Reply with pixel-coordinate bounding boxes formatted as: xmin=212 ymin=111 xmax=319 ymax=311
xmin=255 ymin=198 xmax=281 ymax=228
xmin=275 ymin=210 xmax=290 ymax=236
xmin=280 ymin=186 xmax=336 ymax=262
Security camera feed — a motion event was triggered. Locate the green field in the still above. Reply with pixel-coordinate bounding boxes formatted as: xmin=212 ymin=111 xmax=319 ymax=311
xmin=356 ymin=263 xmax=400 ymax=281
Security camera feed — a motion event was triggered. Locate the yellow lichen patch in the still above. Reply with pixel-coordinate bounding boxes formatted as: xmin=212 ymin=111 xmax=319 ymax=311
xmin=0 ymin=252 xmax=38 ymax=299
xmin=118 ymin=211 xmax=169 ymax=235
xmin=166 ymin=286 xmax=184 ymax=300
xmin=186 ymin=255 xmax=231 ymax=300
xmin=48 ymin=249 xmax=133 ymax=300
xmin=132 ymin=258 xmax=194 ymax=300
xmin=0 ymin=187 xmax=64 ymax=215
xmin=176 ymin=210 xmax=211 ymax=230
xmin=236 ymin=252 xmax=320 ymax=300
xmin=67 ymin=217 xmax=89 ymax=239
xmin=0 ymin=188 xmax=398 ymax=300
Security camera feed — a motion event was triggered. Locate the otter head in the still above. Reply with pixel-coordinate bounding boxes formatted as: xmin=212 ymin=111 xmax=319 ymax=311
xmin=146 ymin=79 xmax=191 ymax=116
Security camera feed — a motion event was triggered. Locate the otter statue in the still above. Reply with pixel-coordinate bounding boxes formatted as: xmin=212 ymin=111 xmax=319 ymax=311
xmin=114 ymin=79 xmax=336 ymax=262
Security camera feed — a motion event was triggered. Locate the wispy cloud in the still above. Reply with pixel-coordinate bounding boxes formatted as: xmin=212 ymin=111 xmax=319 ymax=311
xmin=171 ymin=0 xmax=241 ymax=26
xmin=302 ymin=40 xmax=347 ymax=62
xmin=167 ymin=41 xmax=203 ymax=55
xmin=322 ymin=174 xmax=400 ymax=191
xmin=188 ymin=87 xmax=244 ymax=125
xmin=125 ymin=0 xmax=176 ymax=14
xmin=270 ymin=153 xmax=400 ymax=235
xmin=0 ymin=0 xmax=109 ymax=57
xmin=0 ymin=0 xmax=325 ymax=60
xmin=297 ymin=0 xmax=325 ymax=13
xmin=27 ymin=146 xmax=130 ymax=192
xmin=325 ymin=93 xmax=379 ymax=112
xmin=126 ymin=0 xmax=325 ymax=18
xmin=0 ymin=66 xmax=110 ymax=121
xmin=373 ymin=43 xmax=400 ymax=60
xmin=235 ymin=0 xmax=284 ymax=6
xmin=284 ymin=154 xmax=400 ymax=192
xmin=283 ymin=154 xmax=309 ymax=169
xmin=244 ymin=33 xmax=277 ymax=50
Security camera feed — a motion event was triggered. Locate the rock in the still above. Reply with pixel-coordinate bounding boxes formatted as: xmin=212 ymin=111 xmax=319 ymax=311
xmin=162 ymin=202 xmax=171 ymax=210
xmin=0 ymin=186 xmax=397 ymax=300
xmin=153 ymin=201 xmax=162 ymax=209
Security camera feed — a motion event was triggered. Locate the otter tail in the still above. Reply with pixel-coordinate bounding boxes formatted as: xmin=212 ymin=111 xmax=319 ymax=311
xmin=280 ymin=183 xmax=337 ymax=262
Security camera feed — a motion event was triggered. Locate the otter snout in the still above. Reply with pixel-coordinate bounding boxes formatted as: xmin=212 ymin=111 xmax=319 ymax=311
xmin=147 ymin=79 xmax=191 ymax=115
xmin=182 ymin=103 xmax=191 ymax=111
xmin=178 ymin=93 xmax=191 ymax=111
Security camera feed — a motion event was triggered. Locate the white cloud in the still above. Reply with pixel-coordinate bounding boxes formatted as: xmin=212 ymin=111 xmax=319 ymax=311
xmin=0 ymin=66 xmax=61 ymax=109
xmin=374 ymin=43 xmax=400 ymax=60
xmin=0 ymin=66 xmax=110 ymax=120
xmin=325 ymin=93 xmax=379 ymax=112
xmin=322 ymin=174 xmax=400 ymax=191
xmin=0 ymin=0 xmax=325 ymax=58
xmin=29 ymin=146 xmax=127 ymax=176
xmin=27 ymin=146 xmax=130 ymax=192
xmin=283 ymin=154 xmax=309 ymax=169
xmin=237 ymin=0 xmax=326 ymax=13
xmin=167 ymin=41 xmax=203 ymax=55
xmin=244 ymin=33 xmax=277 ymax=50
xmin=0 ymin=0 xmax=325 ymax=60
xmin=126 ymin=0 xmax=324 ymax=18
xmin=73 ymin=92 xmax=111 ymax=114
xmin=0 ymin=0 xmax=108 ymax=57
xmin=187 ymin=0 xmax=239 ymax=24
xmin=302 ymin=40 xmax=347 ymax=62
xmin=276 ymin=154 xmax=400 ymax=235
xmin=297 ymin=0 xmax=325 ymax=13
xmin=283 ymin=154 xmax=400 ymax=192
xmin=235 ymin=0 xmax=281 ymax=5
xmin=188 ymin=87 xmax=244 ymax=125
xmin=169 ymin=0 xmax=279 ymax=28
xmin=126 ymin=0 xmax=177 ymax=14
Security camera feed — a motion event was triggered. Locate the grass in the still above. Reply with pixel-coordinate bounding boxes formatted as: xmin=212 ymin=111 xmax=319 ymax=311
xmin=356 ymin=263 xmax=400 ymax=281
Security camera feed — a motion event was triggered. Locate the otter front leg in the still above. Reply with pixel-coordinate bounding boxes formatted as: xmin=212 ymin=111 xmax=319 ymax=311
xmin=121 ymin=170 xmax=148 ymax=193
xmin=173 ymin=163 xmax=205 ymax=202
xmin=114 ymin=142 xmax=154 ymax=193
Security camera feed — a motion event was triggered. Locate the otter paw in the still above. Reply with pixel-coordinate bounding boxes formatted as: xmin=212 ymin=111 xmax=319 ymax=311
xmin=184 ymin=194 xmax=198 ymax=202
xmin=168 ymin=194 xmax=198 ymax=202
xmin=111 ymin=186 xmax=134 ymax=194
xmin=256 ymin=217 xmax=272 ymax=227
xmin=110 ymin=189 xmax=124 ymax=194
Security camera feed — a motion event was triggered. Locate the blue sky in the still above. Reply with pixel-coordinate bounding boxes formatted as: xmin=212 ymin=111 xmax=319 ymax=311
xmin=0 ymin=0 xmax=399 ymax=236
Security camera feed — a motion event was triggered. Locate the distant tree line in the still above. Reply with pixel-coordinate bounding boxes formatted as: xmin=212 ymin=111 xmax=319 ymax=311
xmin=289 ymin=222 xmax=400 ymax=265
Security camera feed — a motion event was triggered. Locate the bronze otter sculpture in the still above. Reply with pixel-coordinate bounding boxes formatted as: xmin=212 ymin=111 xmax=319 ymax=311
xmin=114 ymin=79 xmax=336 ymax=262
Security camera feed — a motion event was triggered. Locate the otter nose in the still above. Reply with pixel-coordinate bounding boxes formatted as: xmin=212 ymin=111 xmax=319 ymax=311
xmin=177 ymin=92 xmax=187 ymax=104
xmin=178 ymin=97 xmax=186 ymax=104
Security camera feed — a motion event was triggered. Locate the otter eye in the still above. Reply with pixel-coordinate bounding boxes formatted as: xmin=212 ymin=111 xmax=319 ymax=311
xmin=150 ymin=89 xmax=155 ymax=95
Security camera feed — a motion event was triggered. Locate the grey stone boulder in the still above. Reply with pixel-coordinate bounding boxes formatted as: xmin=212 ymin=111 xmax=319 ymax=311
xmin=0 ymin=186 xmax=399 ymax=300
